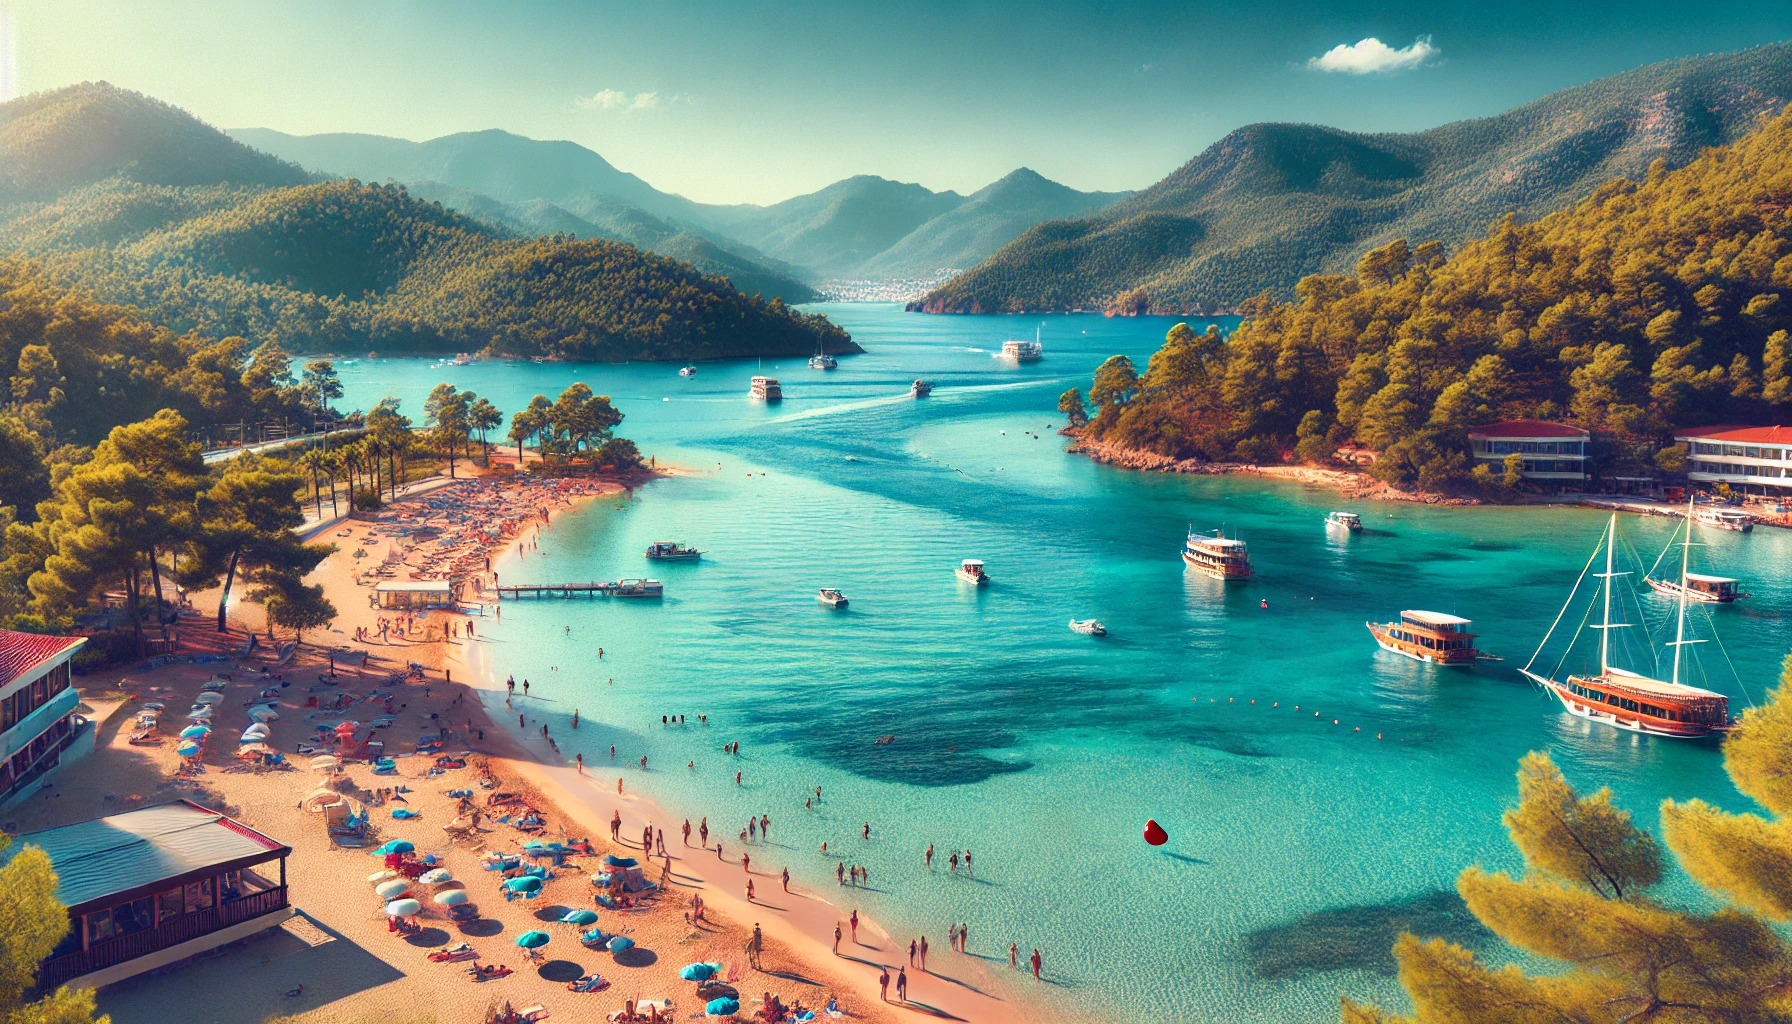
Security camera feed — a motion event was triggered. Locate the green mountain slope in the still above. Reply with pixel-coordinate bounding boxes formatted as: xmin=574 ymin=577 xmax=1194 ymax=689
xmin=694 ymin=175 xmax=963 ymax=276
xmin=918 ymin=41 xmax=1792 ymax=315
xmin=0 ymin=85 xmax=853 ymax=361
xmin=854 ymin=168 xmax=1127 ymax=279
xmin=1077 ymin=100 xmax=1792 ymax=488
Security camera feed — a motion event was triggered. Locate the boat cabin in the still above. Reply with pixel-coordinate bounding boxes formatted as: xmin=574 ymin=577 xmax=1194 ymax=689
xmin=12 ymin=800 xmax=292 ymax=992
xmin=750 ymin=377 xmax=782 ymax=401
xmin=956 ymin=559 xmax=988 ymax=584
xmin=1684 ymin=573 xmax=1743 ymax=602
xmin=1367 ymin=610 xmax=1478 ymax=665
xmin=1562 ymin=667 xmax=1731 ymax=735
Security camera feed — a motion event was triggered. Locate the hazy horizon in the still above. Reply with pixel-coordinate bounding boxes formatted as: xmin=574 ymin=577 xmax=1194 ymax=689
xmin=7 ymin=0 xmax=1792 ymax=206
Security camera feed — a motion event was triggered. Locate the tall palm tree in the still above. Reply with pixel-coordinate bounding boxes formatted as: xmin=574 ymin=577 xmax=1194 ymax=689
xmin=322 ymin=449 xmax=342 ymax=517
xmin=297 ymin=448 xmax=326 ymax=518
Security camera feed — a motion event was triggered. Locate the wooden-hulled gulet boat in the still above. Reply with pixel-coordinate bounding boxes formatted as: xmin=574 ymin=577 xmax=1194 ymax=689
xmin=1181 ymin=529 xmax=1253 ymax=581
xmin=1366 ymin=611 xmax=1478 ymax=666
xmin=1520 ymin=512 xmax=1734 ymax=739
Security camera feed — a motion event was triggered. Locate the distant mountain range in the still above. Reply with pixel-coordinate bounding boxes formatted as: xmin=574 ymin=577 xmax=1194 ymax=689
xmin=228 ymin=127 xmax=1127 ymax=288
xmin=915 ymin=41 xmax=1792 ymax=315
xmin=0 ymin=83 xmax=853 ymax=361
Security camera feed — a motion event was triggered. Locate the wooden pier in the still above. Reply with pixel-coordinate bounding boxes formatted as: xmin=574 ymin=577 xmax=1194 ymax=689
xmin=495 ymin=580 xmax=662 ymax=599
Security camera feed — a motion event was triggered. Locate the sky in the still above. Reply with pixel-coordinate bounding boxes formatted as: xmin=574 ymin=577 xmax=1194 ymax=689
xmin=6 ymin=0 xmax=1792 ymax=206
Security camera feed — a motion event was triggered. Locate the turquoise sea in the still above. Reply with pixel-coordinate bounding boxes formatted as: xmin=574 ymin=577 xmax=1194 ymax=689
xmin=336 ymin=304 xmax=1790 ymax=1024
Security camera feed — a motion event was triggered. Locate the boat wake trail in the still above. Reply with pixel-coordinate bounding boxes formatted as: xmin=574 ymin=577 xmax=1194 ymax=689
xmin=766 ymin=377 xmax=1075 ymax=424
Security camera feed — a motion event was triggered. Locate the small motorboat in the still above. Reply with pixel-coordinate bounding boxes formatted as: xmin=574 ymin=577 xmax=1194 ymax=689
xmin=911 ymin=379 xmax=933 ymax=398
xmin=1325 ymin=511 xmax=1363 ymax=533
xmin=955 ymin=559 xmax=988 ymax=585
xmin=679 ymin=366 xmax=697 ymax=377
xmin=612 ymin=579 xmax=663 ymax=598
xmin=1069 ymin=619 xmax=1106 ymax=636
xmin=817 ymin=588 xmax=848 ymax=608
xmin=644 ymin=541 xmax=701 ymax=560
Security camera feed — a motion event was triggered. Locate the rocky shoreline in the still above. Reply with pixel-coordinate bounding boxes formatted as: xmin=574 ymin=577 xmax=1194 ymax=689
xmin=1064 ymin=434 xmax=1481 ymax=506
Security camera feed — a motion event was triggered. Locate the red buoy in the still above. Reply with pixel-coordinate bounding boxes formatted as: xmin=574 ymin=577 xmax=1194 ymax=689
xmin=1143 ymin=819 xmax=1169 ymax=846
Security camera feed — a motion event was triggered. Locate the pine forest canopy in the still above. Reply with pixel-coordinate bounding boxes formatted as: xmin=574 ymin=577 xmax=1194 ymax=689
xmin=0 ymin=83 xmax=855 ymax=362
xmin=917 ymin=41 xmax=1792 ymax=316
xmin=1069 ymin=100 xmax=1792 ymax=492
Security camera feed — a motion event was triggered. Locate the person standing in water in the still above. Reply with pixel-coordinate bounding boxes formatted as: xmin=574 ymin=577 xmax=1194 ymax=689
xmin=1031 ymin=948 xmax=1042 ymax=980
xmin=925 ymin=844 xmax=933 ymax=869
xmin=1009 ymin=942 xmax=1018 ymax=968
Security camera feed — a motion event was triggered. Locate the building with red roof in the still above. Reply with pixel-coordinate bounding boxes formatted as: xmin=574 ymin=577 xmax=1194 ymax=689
xmin=1467 ymin=420 xmax=1590 ymax=485
xmin=0 ymin=629 xmax=87 ymax=807
xmin=1676 ymin=425 xmax=1792 ymax=493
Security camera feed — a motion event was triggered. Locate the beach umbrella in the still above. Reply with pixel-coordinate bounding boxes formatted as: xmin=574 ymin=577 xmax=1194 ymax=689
xmin=607 ymin=936 xmax=634 ymax=953
xmin=385 ymin=898 xmax=422 ymax=917
xmin=375 ymin=880 xmax=410 ymax=899
xmin=195 ymin=692 xmax=224 ymax=705
xmin=310 ymin=755 xmax=341 ymax=772
xmin=559 ymin=909 xmax=598 ymax=926
xmin=515 ymin=931 xmax=551 ymax=950
xmin=367 ymin=869 xmax=397 ymax=883
xmin=240 ymin=726 xmax=270 ymax=743
xmin=248 ymin=707 xmax=279 ymax=722
xmin=179 ymin=725 xmax=210 ymax=739
xmin=176 ymin=742 xmax=200 ymax=757
xmin=705 ymin=998 xmax=740 ymax=1017
xmin=433 ymin=889 xmax=469 ymax=907
xmin=419 ymin=868 xmax=452 ymax=884
xmin=374 ymin=839 xmax=414 ymax=856
xmin=679 ymin=963 xmax=720 ymax=982
xmin=503 ymin=876 xmax=542 ymax=893
xmin=187 ymin=707 xmax=213 ymax=720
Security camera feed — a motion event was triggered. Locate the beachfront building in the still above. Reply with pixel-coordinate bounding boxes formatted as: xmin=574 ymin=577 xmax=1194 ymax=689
xmin=8 ymin=800 xmax=292 ymax=991
xmin=1675 ymin=425 xmax=1792 ymax=495
xmin=1467 ymin=420 xmax=1590 ymax=486
xmin=373 ymin=579 xmax=455 ymax=610
xmin=0 ymin=630 xmax=88 ymax=807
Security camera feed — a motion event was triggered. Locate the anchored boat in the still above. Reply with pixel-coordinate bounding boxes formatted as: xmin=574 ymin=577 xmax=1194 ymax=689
xmin=911 ymin=380 xmax=933 ymax=398
xmin=955 ymin=559 xmax=989 ymax=585
xmin=612 ymin=579 xmax=664 ymax=598
xmin=1181 ymin=529 xmax=1253 ymax=581
xmin=1367 ymin=611 xmax=1478 ymax=666
xmin=750 ymin=376 xmax=782 ymax=401
xmin=1069 ymin=618 xmax=1107 ymax=636
xmin=644 ymin=542 xmax=701 ymax=561
xmin=1519 ymin=513 xmax=1734 ymax=739
xmin=1325 ymin=511 xmax=1363 ymax=533
xmin=817 ymin=588 xmax=848 ymax=608
xmin=1696 ymin=507 xmax=1753 ymax=533
xmin=679 ymin=366 xmax=696 ymax=377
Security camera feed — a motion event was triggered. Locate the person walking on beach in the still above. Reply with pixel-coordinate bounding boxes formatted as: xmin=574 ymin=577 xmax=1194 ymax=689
xmin=683 ymin=819 xmax=692 ymax=846
xmin=878 ymin=968 xmax=889 ymax=1002
xmin=1010 ymin=942 xmax=1018 ymax=968
xmin=522 ymin=679 xmax=529 ymax=696
xmin=896 ymin=966 xmax=908 ymax=1002
xmin=781 ymin=867 xmax=790 ymax=893
xmin=749 ymin=923 xmax=763 ymax=969
xmin=742 ymin=852 xmax=751 ymax=874
xmin=575 ymin=753 xmax=582 ymax=774
xmin=717 ymin=842 xmax=725 ymax=861
xmin=1031 ymin=948 xmax=1042 ymax=981
xmin=833 ymin=923 xmax=842 ymax=954
xmin=918 ymin=934 xmax=928 ymax=971
xmin=746 ymin=879 xmax=755 ymax=902
xmin=699 ymin=818 xmax=708 ymax=846
xmin=611 ymin=811 xmax=621 ymax=839
xmin=908 ymin=939 xmax=917 ymax=966
xmin=961 ymin=922 xmax=969 ymax=953
xmin=836 ymin=862 xmax=844 ymax=885
xmin=849 ymin=910 xmax=859 ymax=943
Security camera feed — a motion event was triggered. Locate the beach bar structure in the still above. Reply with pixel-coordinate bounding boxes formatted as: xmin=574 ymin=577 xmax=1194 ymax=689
xmin=0 ymin=630 xmax=88 ymax=807
xmin=374 ymin=579 xmax=456 ymax=610
xmin=9 ymin=800 xmax=292 ymax=991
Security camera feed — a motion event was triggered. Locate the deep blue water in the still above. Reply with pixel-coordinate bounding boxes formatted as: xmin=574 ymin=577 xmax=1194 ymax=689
xmin=336 ymin=305 xmax=1790 ymax=1023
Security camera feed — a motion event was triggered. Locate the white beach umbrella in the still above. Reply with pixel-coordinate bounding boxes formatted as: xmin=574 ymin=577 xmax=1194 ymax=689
xmin=418 ymin=868 xmax=452 ymax=885
xmin=375 ymin=880 xmax=410 ymax=899
xmin=385 ymin=898 xmax=422 ymax=917
xmin=367 ymin=869 xmax=397 ymax=883
xmin=195 ymin=692 xmax=224 ymax=705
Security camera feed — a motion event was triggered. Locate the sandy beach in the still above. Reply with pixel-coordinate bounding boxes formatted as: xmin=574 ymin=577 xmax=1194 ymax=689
xmin=9 ymin=465 xmax=1053 ymax=1024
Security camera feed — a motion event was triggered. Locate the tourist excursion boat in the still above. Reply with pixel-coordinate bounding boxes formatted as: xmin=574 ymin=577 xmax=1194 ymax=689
xmin=1643 ymin=506 xmax=1747 ymax=602
xmin=449 ymin=352 xmax=474 ymax=366
xmin=817 ymin=588 xmax=848 ymax=608
xmin=1695 ymin=507 xmax=1753 ymax=533
xmin=679 ymin=366 xmax=696 ymax=377
xmin=1366 ymin=611 xmax=1478 ymax=666
xmin=911 ymin=380 xmax=933 ymax=398
xmin=1325 ymin=511 xmax=1363 ymax=533
xmin=955 ymin=559 xmax=989 ymax=585
xmin=1520 ymin=513 xmax=1735 ymax=739
xmin=613 ymin=579 xmax=664 ymax=598
xmin=1181 ymin=529 xmax=1253 ymax=581
xmin=751 ymin=376 xmax=782 ymax=401
xmin=1069 ymin=618 xmax=1107 ymax=636
xmin=644 ymin=541 xmax=701 ymax=561
xmin=1001 ymin=328 xmax=1044 ymax=362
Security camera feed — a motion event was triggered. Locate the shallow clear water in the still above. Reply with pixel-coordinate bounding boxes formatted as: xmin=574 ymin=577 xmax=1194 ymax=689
xmin=337 ymin=305 xmax=1790 ymax=1023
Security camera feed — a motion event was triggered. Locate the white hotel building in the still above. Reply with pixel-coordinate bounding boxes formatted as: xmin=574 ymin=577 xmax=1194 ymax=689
xmin=1676 ymin=425 xmax=1792 ymax=494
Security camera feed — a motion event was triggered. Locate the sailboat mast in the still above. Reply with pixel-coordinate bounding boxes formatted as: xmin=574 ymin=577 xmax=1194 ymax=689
xmin=1672 ymin=497 xmax=1694 ymax=685
xmin=1600 ymin=514 xmax=1615 ymax=674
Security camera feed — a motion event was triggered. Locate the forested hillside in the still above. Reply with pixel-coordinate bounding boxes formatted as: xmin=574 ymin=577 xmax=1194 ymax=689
xmin=0 ymin=84 xmax=853 ymax=361
xmin=921 ymin=42 xmax=1792 ymax=315
xmin=1070 ymin=102 xmax=1792 ymax=491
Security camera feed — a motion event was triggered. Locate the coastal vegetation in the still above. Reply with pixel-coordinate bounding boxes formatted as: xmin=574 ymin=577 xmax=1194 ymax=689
xmin=1064 ymin=102 xmax=1792 ymax=490
xmin=1344 ymin=661 xmax=1792 ymax=1024
xmin=0 ymin=84 xmax=855 ymax=362
xmin=917 ymin=42 xmax=1792 ymax=314
xmin=0 ymin=829 xmax=104 ymax=1024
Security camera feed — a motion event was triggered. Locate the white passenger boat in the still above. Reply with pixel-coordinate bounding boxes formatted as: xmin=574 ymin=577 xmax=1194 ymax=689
xmin=1181 ymin=529 xmax=1253 ymax=580
xmin=1643 ymin=500 xmax=1747 ymax=602
xmin=1069 ymin=618 xmax=1107 ymax=636
xmin=679 ymin=366 xmax=697 ymax=377
xmin=1695 ymin=508 xmax=1753 ymax=532
xmin=751 ymin=376 xmax=782 ymax=401
xmin=1325 ymin=511 xmax=1363 ymax=533
xmin=1000 ymin=328 xmax=1044 ymax=362
xmin=817 ymin=588 xmax=848 ymax=608
xmin=955 ymin=559 xmax=989 ymax=585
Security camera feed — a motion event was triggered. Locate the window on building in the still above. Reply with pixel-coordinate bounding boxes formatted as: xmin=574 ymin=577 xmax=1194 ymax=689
xmin=184 ymin=878 xmax=214 ymax=915
xmin=156 ymin=887 xmax=183 ymax=925
xmin=85 ymin=909 xmax=114 ymax=945
xmin=111 ymin=897 xmax=153 ymax=936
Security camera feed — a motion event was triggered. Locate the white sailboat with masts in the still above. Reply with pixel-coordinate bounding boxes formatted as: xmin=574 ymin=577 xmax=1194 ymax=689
xmin=1519 ymin=510 xmax=1735 ymax=739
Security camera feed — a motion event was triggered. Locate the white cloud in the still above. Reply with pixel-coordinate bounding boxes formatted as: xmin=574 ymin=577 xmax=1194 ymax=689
xmin=1308 ymin=36 xmax=1439 ymax=75
xmin=575 ymin=88 xmax=665 ymax=111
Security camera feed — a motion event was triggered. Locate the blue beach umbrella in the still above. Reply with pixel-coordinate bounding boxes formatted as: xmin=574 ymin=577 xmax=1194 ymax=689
xmin=176 ymin=742 xmax=200 ymax=757
xmin=560 ymin=909 xmax=598 ymax=926
xmin=705 ymin=997 xmax=740 ymax=1017
xmin=179 ymin=725 xmax=210 ymax=739
xmin=515 ymin=930 xmax=551 ymax=950
xmin=679 ymin=962 xmax=719 ymax=981
xmin=607 ymin=936 xmax=634 ymax=953
xmin=374 ymin=840 xmax=414 ymax=856
xmin=504 ymin=875 xmax=542 ymax=893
